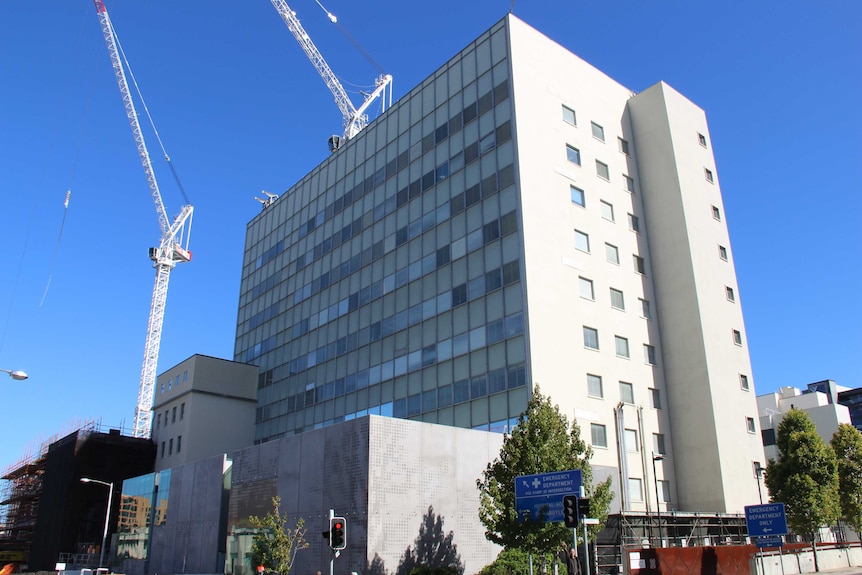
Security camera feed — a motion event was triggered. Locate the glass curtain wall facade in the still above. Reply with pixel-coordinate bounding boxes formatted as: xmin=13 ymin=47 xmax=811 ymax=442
xmin=116 ymin=470 xmax=170 ymax=563
xmin=235 ymin=20 xmax=527 ymax=444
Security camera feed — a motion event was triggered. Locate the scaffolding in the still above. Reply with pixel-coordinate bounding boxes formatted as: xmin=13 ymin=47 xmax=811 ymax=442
xmin=594 ymin=511 xmax=749 ymax=574
xmin=0 ymin=419 xmax=102 ymax=563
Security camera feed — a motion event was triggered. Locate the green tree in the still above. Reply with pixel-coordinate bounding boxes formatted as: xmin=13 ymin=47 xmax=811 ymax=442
xmin=477 ymin=548 xmax=532 ymax=575
xmin=248 ymin=496 xmax=309 ymax=575
xmin=831 ymin=423 xmax=862 ymax=536
xmin=764 ymin=409 xmax=839 ymax=544
xmin=477 ymin=386 xmax=614 ymax=554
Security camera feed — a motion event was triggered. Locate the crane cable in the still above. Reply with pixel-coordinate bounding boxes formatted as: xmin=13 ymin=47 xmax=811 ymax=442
xmin=39 ymin=191 xmax=72 ymax=307
xmin=312 ymin=0 xmax=387 ymax=76
xmin=40 ymin=39 xmax=103 ymax=308
xmin=113 ymin=31 xmax=191 ymax=206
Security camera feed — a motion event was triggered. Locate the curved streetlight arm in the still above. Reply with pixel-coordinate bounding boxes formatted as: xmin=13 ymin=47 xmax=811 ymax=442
xmin=80 ymin=477 xmax=114 ymax=568
xmin=1 ymin=368 xmax=28 ymax=381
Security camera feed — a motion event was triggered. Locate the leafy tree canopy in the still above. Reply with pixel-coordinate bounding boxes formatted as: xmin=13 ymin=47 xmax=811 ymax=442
xmin=831 ymin=423 xmax=862 ymax=534
xmin=248 ymin=496 xmax=309 ymax=575
xmin=477 ymin=548 xmax=533 ymax=575
xmin=477 ymin=385 xmax=613 ymax=553
xmin=764 ymin=409 xmax=839 ymax=540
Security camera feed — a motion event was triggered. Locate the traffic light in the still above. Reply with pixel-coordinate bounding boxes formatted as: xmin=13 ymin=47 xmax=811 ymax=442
xmin=578 ymin=497 xmax=590 ymax=520
xmin=563 ymin=495 xmax=578 ymax=528
xmin=329 ymin=517 xmax=346 ymax=550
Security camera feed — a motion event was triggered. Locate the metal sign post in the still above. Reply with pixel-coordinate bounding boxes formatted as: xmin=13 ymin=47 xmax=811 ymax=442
xmin=329 ymin=508 xmax=334 ymax=575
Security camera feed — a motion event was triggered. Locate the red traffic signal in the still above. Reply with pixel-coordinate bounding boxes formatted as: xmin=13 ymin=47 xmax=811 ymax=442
xmin=329 ymin=517 xmax=346 ymax=550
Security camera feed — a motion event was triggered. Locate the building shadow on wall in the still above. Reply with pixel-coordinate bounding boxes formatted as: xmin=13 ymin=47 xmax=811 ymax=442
xmin=362 ymin=506 xmax=464 ymax=575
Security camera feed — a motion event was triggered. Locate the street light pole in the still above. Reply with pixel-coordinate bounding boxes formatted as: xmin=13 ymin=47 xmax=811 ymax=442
xmin=81 ymin=477 xmax=114 ymax=569
xmin=652 ymin=453 xmax=665 ymax=547
xmin=754 ymin=462 xmax=765 ymax=504
xmin=0 ymin=368 xmax=28 ymax=381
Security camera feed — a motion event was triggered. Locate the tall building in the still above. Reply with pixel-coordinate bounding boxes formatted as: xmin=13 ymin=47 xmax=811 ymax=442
xmin=235 ymin=14 xmax=763 ymax=514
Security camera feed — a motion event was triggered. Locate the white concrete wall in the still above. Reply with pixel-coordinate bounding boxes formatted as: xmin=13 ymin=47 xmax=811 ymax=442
xmin=757 ymin=386 xmax=852 ymax=460
xmin=626 ymin=82 xmax=764 ymax=512
xmin=506 ymin=16 xmax=673 ymax=515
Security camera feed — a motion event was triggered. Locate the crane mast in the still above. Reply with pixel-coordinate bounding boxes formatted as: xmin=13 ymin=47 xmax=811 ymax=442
xmin=270 ymin=0 xmax=392 ymax=149
xmin=94 ymin=0 xmax=194 ymax=438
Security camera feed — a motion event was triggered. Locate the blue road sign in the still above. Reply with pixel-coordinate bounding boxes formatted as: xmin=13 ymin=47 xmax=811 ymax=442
xmin=754 ymin=536 xmax=784 ymax=548
xmin=745 ymin=503 xmax=788 ymax=537
xmin=515 ymin=470 xmax=582 ymax=523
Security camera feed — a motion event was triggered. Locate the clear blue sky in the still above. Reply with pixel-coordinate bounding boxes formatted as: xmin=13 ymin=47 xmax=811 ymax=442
xmin=0 ymin=1 xmax=859 ymax=471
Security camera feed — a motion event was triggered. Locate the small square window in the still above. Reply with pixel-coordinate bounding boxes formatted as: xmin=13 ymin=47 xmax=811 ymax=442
xmin=574 ymin=229 xmax=590 ymax=252
xmin=644 ymin=344 xmax=657 ymax=365
xmin=562 ymin=105 xmax=577 ymax=126
xmin=579 ymin=277 xmax=595 ymax=300
xmin=620 ymin=381 xmax=634 ymax=404
xmin=624 ymin=175 xmax=635 ymax=193
xmin=733 ymin=329 xmax=743 ymax=345
xmin=177 ymin=435 xmax=182 ymax=453
xmin=600 ymin=200 xmax=615 ymax=221
xmin=705 ymin=168 xmax=714 ymax=183
xmin=633 ymin=255 xmax=646 ymax=275
xmin=746 ymin=417 xmax=756 ymax=433
xmin=610 ymin=288 xmax=625 ymax=310
xmin=605 ymin=243 xmax=620 ymax=265
xmin=650 ymin=388 xmax=662 ymax=409
xmin=698 ymin=133 xmax=707 ymax=147
xmin=587 ymin=373 xmax=605 ymax=398
xmin=640 ymin=298 xmax=651 ymax=319
xmin=596 ymin=160 xmax=610 ymax=181
xmin=712 ymin=205 xmax=721 ymax=220
xmin=615 ymin=336 xmax=630 ymax=358
xmin=628 ymin=213 xmax=640 ymax=232
xmin=719 ymin=245 xmax=728 ymax=260
xmin=657 ymin=480 xmax=670 ymax=504
xmin=654 ymin=433 xmax=666 ymax=455
xmin=618 ymin=138 xmax=629 ymax=155
xmin=588 ymin=374 xmax=603 ymax=398
xmin=726 ymin=286 xmax=735 ymax=302
xmin=628 ymin=478 xmax=644 ymax=502
xmin=740 ymin=374 xmax=750 ymax=391
xmin=624 ymin=428 xmax=639 ymax=452
xmin=570 ymin=185 xmax=585 ymax=207
xmin=591 ymin=423 xmax=608 ymax=448
xmin=584 ymin=326 xmax=599 ymax=350
xmin=567 ymin=145 xmax=582 ymax=165
xmin=591 ymin=122 xmax=605 ymax=141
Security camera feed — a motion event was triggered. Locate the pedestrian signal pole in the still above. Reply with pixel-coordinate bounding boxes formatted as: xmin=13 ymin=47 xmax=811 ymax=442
xmin=579 ymin=487 xmax=591 ymax=575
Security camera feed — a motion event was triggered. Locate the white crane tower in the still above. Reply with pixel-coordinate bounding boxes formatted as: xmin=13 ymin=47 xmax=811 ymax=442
xmin=93 ymin=0 xmax=194 ymax=438
xmin=270 ymin=0 xmax=392 ymax=151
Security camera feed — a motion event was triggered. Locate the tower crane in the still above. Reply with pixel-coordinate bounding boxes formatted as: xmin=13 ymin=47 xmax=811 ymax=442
xmin=93 ymin=0 xmax=194 ymax=438
xmin=270 ymin=0 xmax=392 ymax=151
